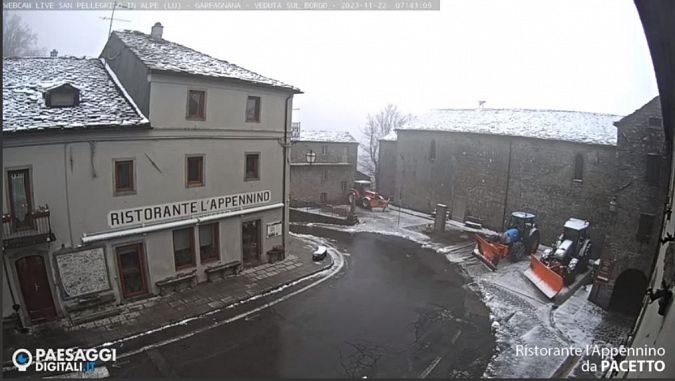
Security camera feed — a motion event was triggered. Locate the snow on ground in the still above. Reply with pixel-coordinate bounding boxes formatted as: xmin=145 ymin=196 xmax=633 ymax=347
xmin=299 ymin=206 xmax=632 ymax=378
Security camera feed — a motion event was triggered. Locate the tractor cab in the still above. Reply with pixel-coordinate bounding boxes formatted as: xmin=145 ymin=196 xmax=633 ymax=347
xmin=352 ymin=180 xmax=374 ymax=196
xmin=559 ymin=218 xmax=590 ymax=254
xmin=508 ymin=212 xmax=536 ymax=232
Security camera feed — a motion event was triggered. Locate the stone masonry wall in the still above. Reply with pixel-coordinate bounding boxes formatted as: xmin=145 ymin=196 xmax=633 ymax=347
xmin=394 ymin=130 xmax=616 ymax=246
xmin=591 ymin=97 xmax=670 ymax=309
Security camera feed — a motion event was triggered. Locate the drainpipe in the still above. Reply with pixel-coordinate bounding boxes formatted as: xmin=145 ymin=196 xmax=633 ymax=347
xmin=282 ymin=94 xmax=293 ymax=250
xmin=501 ymin=140 xmax=513 ymax=231
xmin=2 ymin=258 xmax=26 ymax=331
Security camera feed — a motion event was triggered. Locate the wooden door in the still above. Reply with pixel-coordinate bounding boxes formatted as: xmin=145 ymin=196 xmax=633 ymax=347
xmin=15 ymin=255 xmax=56 ymax=323
xmin=116 ymin=244 xmax=148 ymax=298
xmin=242 ymin=220 xmax=261 ymax=268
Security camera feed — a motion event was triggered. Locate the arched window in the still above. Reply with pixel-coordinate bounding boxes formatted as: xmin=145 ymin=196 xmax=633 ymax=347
xmin=573 ymin=154 xmax=583 ymax=181
xmin=429 ymin=139 xmax=436 ymax=162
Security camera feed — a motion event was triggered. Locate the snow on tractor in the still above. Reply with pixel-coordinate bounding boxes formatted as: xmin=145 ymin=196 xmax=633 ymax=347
xmin=524 ymin=218 xmax=592 ymax=299
xmin=473 ymin=212 xmax=541 ymax=271
xmin=348 ymin=180 xmax=389 ymax=211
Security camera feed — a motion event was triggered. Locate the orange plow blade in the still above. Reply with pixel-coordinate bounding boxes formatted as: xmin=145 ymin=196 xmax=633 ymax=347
xmin=473 ymin=234 xmax=509 ymax=271
xmin=523 ymin=254 xmax=564 ymax=299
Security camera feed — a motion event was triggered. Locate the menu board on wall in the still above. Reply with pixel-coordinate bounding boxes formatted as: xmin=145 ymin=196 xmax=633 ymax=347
xmin=55 ymin=247 xmax=110 ymax=298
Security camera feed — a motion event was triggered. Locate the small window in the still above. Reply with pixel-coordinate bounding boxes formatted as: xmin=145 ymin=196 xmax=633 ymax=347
xmin=186 ymin=155 xmax=204 ymax=187
xmin=341 ymin=181 xmax=348 ymax=192
xmin=199 ymin=223 xmax=219 ymax=263
xmin=245 ymin=153 xmax=260 ymax=181
xmin=320 ymin=192 xmax=328 ymax=203
xmin=321 ymin=169 xmax=328 ymax=184
xmin=114 ymin=160 xmax=134 ymax=194
xmin=45 ymin=83 xmax=80 ymax=107
xmin=173 ymin=227 xmax=195 ymax=270
xmin=429 ymin=139 xmax=436 ymax=162
xmin=573 ymin=154 xmax=584 ymax=181
xmin=646 ymin=153 xmax=661 ymax=185
xmin=246 ymin=96 xmax=261 ymax=122
xmin=322 ymin=145 xmax=328 ymax=155
xmin=636 ymin=213 xmax=655 ymax=243
xmin=187 ymin=90 xmax=206 ymax=120
xmin=649 ymin=117 xmax=662 ymax=128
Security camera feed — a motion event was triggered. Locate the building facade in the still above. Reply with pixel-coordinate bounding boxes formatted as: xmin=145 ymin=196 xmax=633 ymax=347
xmin=379 ymin=105 xmax=670 ymax=314
xmin=289 ymin=130 xmax=358 ymax=205
xmin=2 ymin=24 xmax=300 ymax=326
xmin=380 ymin=109 xmax=620 ymax=245
xmin=589 ymin=97 xmax=670 ymax=315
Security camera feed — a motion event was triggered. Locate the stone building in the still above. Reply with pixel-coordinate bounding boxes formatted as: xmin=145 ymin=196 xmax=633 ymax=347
xmin=617 ymin=1 xmax=675 ymax=377
xmin=589 ymin=97 xmax=670 ymax=314
xmin=2 ymin=24 xmax=300 ymax=326
xmin=289 ymin=130 xmax=358 ymax=205
xmin=380 ymin=108 xmax=621 ymax=245
xmin=379 ymin=103 xmax=671 ymax=314
xmin=377 ymin=131 xmax=398 ymax=199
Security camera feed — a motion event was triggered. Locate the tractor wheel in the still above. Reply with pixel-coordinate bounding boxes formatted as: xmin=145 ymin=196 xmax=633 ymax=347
xmin=361 ymin=198 xmax=371 ymax=210
xmin=527 ymin=229 xmax=541 ymax=255
xmin=509 ymin=241 xmax=526 ymax=262
xmin=563 ymin=271 xmax=576 ymax=286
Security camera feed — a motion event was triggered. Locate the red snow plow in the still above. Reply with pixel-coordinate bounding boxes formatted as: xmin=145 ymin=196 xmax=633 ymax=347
xmin=524 ymin=218 xmax=592 ymax=299
xmin=472 ymin=212 xmax=540 ymax=271
xmin=348 ymin=180 xmax=389 ymax=211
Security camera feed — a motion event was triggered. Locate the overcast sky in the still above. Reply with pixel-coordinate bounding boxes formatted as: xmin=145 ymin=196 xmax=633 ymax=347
xmin=12 ymin=0 xmax=658 ymax=140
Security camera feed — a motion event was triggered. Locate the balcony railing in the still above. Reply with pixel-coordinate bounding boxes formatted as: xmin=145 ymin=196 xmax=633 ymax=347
xmin=2 ymin=206 xmax=55 ymax=249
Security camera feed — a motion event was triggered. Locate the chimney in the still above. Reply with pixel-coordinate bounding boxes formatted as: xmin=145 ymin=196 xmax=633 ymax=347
xmin=150 ymin=22 xmax=163 ymax=40
xmin=50 ymin=49 xmax=58 ymax=58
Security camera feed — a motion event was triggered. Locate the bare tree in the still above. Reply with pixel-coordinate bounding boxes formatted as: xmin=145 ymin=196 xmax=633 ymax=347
xmin=3 ymin=12 xmax=44 ymax=58
xmin=361 ymin=104 xmax=412 ymax=188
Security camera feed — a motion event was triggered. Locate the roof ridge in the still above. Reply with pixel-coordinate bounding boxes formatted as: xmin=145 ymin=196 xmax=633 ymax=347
xmin=431 ymin=107 xmax=622 ymax=117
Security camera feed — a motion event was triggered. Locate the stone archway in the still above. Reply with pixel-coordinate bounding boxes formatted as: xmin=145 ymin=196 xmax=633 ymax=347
xmin=608 ymin=269 xmax=648 ymax=316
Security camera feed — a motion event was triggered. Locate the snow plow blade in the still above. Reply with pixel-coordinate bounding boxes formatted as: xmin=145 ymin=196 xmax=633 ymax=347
xmin=473 ymin=234 xmax=509 ymax=271
xmin=524 ymin=254 xmax=564 ymax=299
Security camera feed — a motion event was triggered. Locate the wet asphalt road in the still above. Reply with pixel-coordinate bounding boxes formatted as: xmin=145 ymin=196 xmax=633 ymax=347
xmin=110 ymin=229 xmax=495 ymax=378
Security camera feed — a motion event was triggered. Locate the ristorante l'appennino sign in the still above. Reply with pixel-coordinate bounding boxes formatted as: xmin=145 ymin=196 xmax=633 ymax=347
xmin=108 ymin=190 xmax=272 ymax=228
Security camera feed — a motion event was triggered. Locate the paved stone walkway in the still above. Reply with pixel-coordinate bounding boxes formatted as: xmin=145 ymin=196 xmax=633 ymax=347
xmin=2 ymin=235 xmax=332 ymax=364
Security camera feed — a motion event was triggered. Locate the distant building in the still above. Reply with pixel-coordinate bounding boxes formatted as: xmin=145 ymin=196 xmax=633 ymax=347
xmin=379 ymin=104 xmax=670 ymax=314
xmin=290 ymin=130 xmax=358 ymax=205
xmin=379 ymin=108 xmax=621 ymax=246
xmin=2 ymin=23 xmax=300 ymax=326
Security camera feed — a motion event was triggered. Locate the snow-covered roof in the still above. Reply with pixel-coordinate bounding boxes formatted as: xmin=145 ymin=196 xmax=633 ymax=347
xmin=397 ymin=108 xmax=622 ymax=146
xmin=112 ymin=30 xmax=301 ymax=93
xmin=380 ymin=131 xmax=398 ymax=142
xmin=292 ymin=130 xmax=358 ymax=143
xmin=3 ymin=57 xmax=149 ymax=133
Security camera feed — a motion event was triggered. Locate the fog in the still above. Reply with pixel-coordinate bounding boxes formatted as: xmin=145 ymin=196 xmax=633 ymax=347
xmin=12 ymin=0 xmax=658 ymax=140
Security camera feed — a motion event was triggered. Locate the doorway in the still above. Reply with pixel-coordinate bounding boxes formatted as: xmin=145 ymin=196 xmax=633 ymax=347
xmin=8 ymin=169 xmax=33 ymax=230
xmin=116 ymin=243 xmax=148 ymax=299
xmin=609 ymin=269 xmax=648 ymax=317
xmin=15 ymin=255 xmax=56 ymax=323
xmin=242 ymin=220 xmax=261 ymax=268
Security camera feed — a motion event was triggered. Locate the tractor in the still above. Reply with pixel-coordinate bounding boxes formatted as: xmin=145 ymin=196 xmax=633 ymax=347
xmin=473 ymin=212 xmax=541 ymax=270
xmin=524 ymin=218 xmax=592 ymax=298
xmin=348 ymin=180 xmax=389 ymax=211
